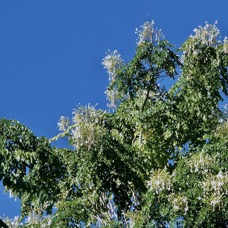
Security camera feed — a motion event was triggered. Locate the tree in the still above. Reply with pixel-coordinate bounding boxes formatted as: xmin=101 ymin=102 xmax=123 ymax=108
xmin=0 ymin=21 xmax=227 ymax=227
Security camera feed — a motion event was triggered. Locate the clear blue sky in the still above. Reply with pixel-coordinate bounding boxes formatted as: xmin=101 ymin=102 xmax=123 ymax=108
xmin=0 ymin=0 xmax=227 ymax=219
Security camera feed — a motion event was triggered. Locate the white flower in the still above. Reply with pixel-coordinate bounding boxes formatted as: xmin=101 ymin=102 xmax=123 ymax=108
xmin=135 ymin=21 xmax=164 ymax=45
xmin=105 ymin=87 xmax=118 ymax=109
xmin=147 ymin=168 xmax=172 ymax=194
xmin=9 ymin=189 xmax=13 ymax=198
xmin=184 ymin=205 xmax=189 ymax=213
xmin=57 ymin=116 xmax=70 ymax=131
xmin=211 ymin=180 xmax=217 ymax=189
xmin=70 ymin=104 xmax=106 ymax=150
xmin=182 ymin=197 xmax=187 ymax=203
xmin=210 ymin=195 xmax=222 ymax=211
xmin=169 ymin=194 xmax=188 ymax=214
xmin=102 ymin=50 xmax=123 ymax=81
xmin=224 ymin=37 xmax=228 ymax=53
xmin=217 ymin=171 xmax=223 ymax=179
xmin=2 ymin=215 xmax=22 ymax=227
xmin=102 ymin=50 xmax=123 ymax=109
xmin=192 ymin=21 xmax=220 ymax=46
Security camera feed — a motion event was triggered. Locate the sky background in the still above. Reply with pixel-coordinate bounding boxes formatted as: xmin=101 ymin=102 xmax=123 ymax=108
xmin=0 ymin=0 xmax=227 ymax=219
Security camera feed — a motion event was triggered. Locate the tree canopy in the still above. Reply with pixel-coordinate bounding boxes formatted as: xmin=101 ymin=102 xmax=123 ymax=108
xmin=0 ymin=21 xmax=227 ymax=227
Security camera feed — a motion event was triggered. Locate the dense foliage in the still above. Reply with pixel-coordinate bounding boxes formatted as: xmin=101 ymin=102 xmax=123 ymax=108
xmin=0 ymin=21 xmax=227 ymax=227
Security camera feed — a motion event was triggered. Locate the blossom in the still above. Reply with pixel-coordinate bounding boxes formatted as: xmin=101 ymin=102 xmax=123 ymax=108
xmin=102 ymin=50 xmax=123 ymax=109
xmin=224 ymin=36 xmax=228 ymax=54
xmin=9 ymin=189 xmax=13 ymax=198
xmin=169 ymin=193 xmax=189 ymax=214
xmin=201 ymin=171 xmax=227 ymax=196
xmin=147 ymin=167 xmax=172 ymax=194
xmin=135 ymin=21 xmax=164 ymax=45
xmin=210 ymin=195 xmax=222 ymax=211
xmin=192 ymin=21 xmax=220 ymax=45
xmin=102 ymin=50 xmax=123 ymax=81
xmin=187 ymin=152 xmax=213 ymax=174
xmin=181 ymin=22 xmax=221 ymax=63
xmin=2 ymin=216 xmax=22 ymax=227
xmin=57 ymin=116 xmax=70 ymax=131
xmin=105 ymin=86 xmax=118 ymax=109
xmin=71 ymin=104 xmax=106 ymax=150
xmin=217 ymin=171 xmax=223 ymax=179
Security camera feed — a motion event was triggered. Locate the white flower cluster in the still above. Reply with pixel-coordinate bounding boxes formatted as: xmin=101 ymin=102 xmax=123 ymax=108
xmin=105 ymin=87 xmax=119 ymax=109
xmin=147 ymin=168 xmax=172 ymax=194
xmin=4 ymin=187 xmax=17 ymax=202
xmin=102 ymin=50 xmax=123 ymax=109
xmin=25 ymin=211 xmax=52 ymax=227
xmin=209 ymin=195 xmax=223 ymax=211
xmin=2 ymin=213 xmax=52 ymax=228
xmin=224 ymin=36 xmax=228 ymax=54
xmin=102 ymin=50 xmax=123 ymax=82
xmin=56 ymin=104 xmax=106 ymax=150
xmin=202 ymin=171 xmax=227 ymax=195
xmin=187 ymin=152 xmax=213 ymax=173
xmin=191 ymin=21 xmax=220 ymax=46
xmin=181 ymin=22 xmax=222 ymax=64
xmin=2 ymin=216 xmax=22 ymax=228
xmin=71 ymin=104 xmax=106 ymax=150
xmin=135 ymin=21 xmax=164 ymax=46
xmin=169 ymin=193 xmax=188 ymax=214
xmin=201 ymin=171 xmax=227 ymax=211
xmin=58 ymin=116 xmax=70 ymax=131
